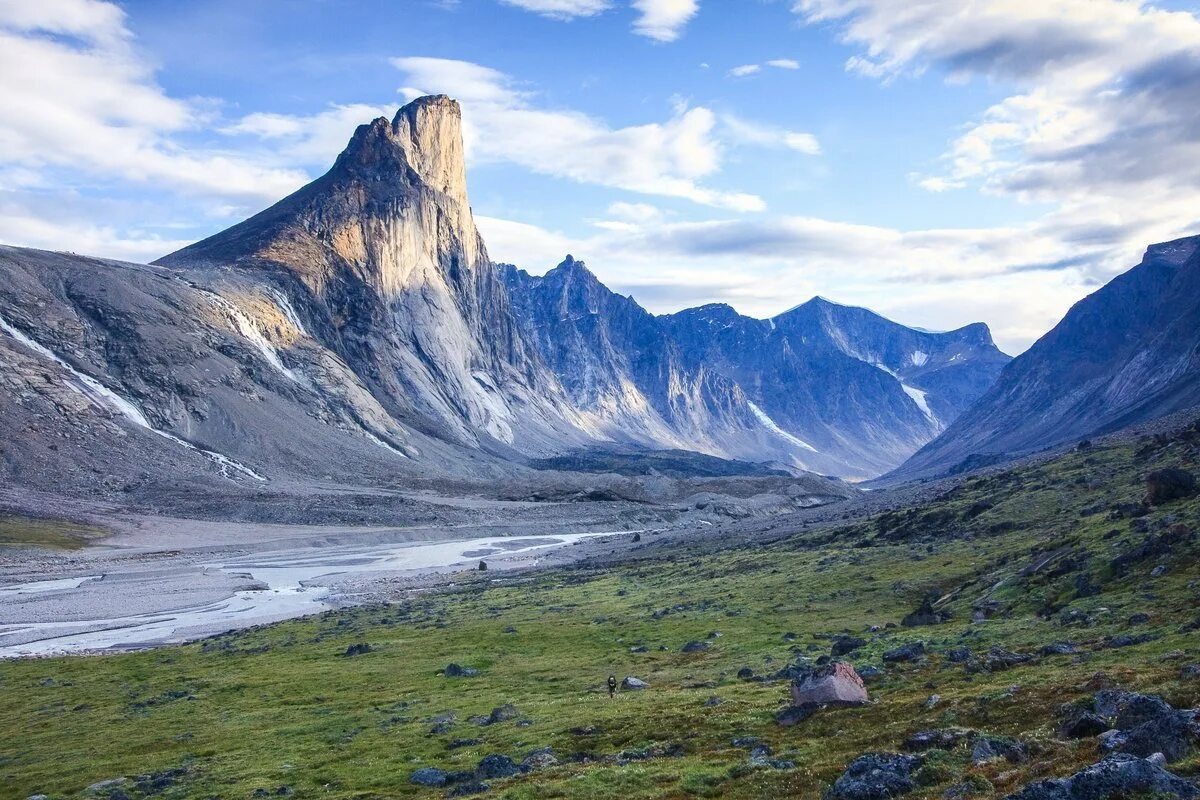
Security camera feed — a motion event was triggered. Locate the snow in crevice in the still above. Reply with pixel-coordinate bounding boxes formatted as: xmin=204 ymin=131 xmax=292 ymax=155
xmin=361 ymin=428 xmax=409 ymax=458
xmin=747 ymin=401 xmax=819 ymax=453
xmin=0 ymin=311 xmax=266 ymax=482
xmin=901 ymin=383 xmax=938 ymax=425
xmin=910 ymin=350 xmax=929 ymax=367
xmin=269 ymin=289 xmax=309 ymax=338
xmin=203 ymin=291 xmax=302 ymax=384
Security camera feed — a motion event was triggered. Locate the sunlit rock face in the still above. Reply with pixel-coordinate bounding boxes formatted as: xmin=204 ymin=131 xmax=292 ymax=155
xmin=158 ymin=95 xmax=584 ymax=454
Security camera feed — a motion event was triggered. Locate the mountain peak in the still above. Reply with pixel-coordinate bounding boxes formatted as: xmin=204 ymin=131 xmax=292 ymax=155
xmin=389 ymin=94 xmax=467 ymax=204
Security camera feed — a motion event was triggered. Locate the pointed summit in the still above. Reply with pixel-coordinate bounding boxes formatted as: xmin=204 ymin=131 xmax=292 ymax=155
xmin=158 ymin=95 xmax=481 ymax=297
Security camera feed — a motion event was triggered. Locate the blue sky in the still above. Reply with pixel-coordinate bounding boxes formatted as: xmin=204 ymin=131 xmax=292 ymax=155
xmin=3 ymin=0 xmax=1200 ymax=353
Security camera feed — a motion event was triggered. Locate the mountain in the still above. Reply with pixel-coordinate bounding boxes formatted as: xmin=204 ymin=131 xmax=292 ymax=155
xmin=0 ymin=95 xmax=1009 ymax=504
xmin=157 ymin=95 xmax=583 ymax=454
xmin=504 ymin=258 xmax=1010 ymax=478
xmin=892 ymin=235 xmax=1200 ymax=481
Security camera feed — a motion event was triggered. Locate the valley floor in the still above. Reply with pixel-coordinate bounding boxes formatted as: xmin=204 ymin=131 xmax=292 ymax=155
xmin=1 ymin=419 xmax=1198 ymax=798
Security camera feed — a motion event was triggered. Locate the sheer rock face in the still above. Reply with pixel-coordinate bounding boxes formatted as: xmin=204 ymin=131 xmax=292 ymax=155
xmin=157 ymin=95 xmax=579 ymax=452
xmin=504 ymin=259 xmax=1010 ymax=478
xmin=893 ymin=235 xmax=1200 ymax=482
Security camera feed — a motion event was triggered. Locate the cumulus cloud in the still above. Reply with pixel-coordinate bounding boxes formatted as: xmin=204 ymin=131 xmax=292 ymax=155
xmin=391 ymin=56 xmax=765 ymax=211
xmin=0 ymin=0 xmax=308 ymax=202
xmin=795 ymin=0 xmax=1200 ymax=283
xmin=766 ymin=58 xmax=800 ymax=70
xmin=631 ymin=0 xmax=699 ymax=42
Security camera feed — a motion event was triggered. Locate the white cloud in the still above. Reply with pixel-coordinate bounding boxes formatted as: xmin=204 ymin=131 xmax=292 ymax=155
xmin=795 ymin=0 xmax=1200 ymax=284
xmin=721 ymin=115 xmax=821 ymax=155
xmin=729 ymin=58 xmax=803 ymax=78
xmin=728 ymin=64 xmax=762 ymax=77
xmin=391 ymin=56 xmax=765 ymax=211
xmin=498 ymin=0 xmax=610 ymax=19
xmin=221 ymin=103 xmax=395 ymax=165
xmin=478 ymin=209 xmax=1110 ymax=353
xmin=631 ymin=0 xmax=699 ymax=42
xmin=0 ymin=0 xmax=309 ymax=204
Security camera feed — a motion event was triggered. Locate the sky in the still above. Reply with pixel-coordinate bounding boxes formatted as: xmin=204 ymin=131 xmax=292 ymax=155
xmin=2 ymin=0 xmax=1200 ymax=353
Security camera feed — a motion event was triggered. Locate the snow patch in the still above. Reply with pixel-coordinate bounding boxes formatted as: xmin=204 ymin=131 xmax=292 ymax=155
xmin=901 ymin=383 xmax=937 ymax=424
xmin=747 ymin=401 xmax=818 ymax=453
xmin=0 ymin=311 xmax=266 ymax=482
xmin=203 ymin=292 xmax=301 ymax=383
xmin=910 ymin=350 xmax=929 ymax=367
xmin=269 ymin=289 xmax=309 ymax=337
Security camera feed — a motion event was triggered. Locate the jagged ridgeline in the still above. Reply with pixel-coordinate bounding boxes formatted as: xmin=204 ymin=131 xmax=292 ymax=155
xmin=0 ymin=95 xmax=1008 ymax=497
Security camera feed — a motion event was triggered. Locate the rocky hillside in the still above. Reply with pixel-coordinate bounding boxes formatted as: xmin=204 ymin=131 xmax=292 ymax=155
xmin=893 ymin=236 xmax=1200 ymax=481
xmin=505 ymin=259 xmax=1010 ymax=478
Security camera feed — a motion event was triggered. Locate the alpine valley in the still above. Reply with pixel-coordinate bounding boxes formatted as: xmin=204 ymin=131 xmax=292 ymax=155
xmin=3 ymin=92 xmax=1200 ymax=800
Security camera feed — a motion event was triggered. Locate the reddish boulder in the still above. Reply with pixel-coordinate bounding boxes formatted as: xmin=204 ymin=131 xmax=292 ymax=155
xmin=790 ymin=661 xmax=870 ymax=706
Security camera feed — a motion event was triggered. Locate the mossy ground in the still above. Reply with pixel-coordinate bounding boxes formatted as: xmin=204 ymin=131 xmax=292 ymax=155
xmin=0 ymin=515 xmax=108 ymax=551
xmin=2 ymin=428 xmax=1198 ymax=799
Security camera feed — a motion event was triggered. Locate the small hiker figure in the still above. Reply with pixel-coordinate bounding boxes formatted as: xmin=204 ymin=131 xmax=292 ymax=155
xmin=607 ymin=675 xmax=617 ymax=699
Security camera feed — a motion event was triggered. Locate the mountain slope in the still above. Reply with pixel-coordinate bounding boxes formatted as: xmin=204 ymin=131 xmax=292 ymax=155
xmin=893 ymin=235 xmax=1200 ymax=480
xmin=505 ymin=258 xmax=1010 ymax=478
xmin=158 ymin=95 xmax=584 ymax=454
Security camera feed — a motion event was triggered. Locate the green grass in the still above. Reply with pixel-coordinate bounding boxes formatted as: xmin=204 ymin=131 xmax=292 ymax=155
xmin=0 ymin=514 xmax=108 ymax=550
xmin=1 ymin=425 xmax=1198 ymax=799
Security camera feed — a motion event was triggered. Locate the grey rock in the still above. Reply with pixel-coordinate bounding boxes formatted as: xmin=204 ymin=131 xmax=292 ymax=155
xmin=1005 ymin=753 xmax=1199 ymax=799
xmin=620 ymin=676 xmax=648 ymax=690
xmin=409 ymin=768 xmax=450 ymax=787
xmin=828 ymin=752 xmax=923 ymax=800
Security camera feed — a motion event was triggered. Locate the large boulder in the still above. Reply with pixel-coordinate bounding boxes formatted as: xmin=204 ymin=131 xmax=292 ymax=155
xmin=790 ymin=662 xmax=870 ymax=706
xmin=883 ymin=642 xmax=925 ymax=663
xmin=621 ymin=676 xmax=649 ymax=690
xmin=1145 ymin=468 xmax=1197 ymax=505
xmin=826 ymin=753 xmax=922 ymax=800
xmin=475 ymin=754 xmax=521 ymax=779
xmin=1102 ymin=709 xmax=1200 ymax=763
xmin=1005 ymin=753 xmax=1199 ymax=799
xmin=409 ymin=768 xmax=450 ymax=787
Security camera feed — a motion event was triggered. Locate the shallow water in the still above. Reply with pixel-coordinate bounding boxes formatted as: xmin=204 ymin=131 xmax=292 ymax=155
xmin=0 ymin=531 xmax=613 ymax=658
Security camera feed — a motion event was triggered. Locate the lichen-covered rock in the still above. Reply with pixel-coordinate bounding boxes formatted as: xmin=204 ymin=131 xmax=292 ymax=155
xmin=826 ymin=753 xmax=922 ymax=800
xmin=1005 ymin=753 xmax=1199 ymax=799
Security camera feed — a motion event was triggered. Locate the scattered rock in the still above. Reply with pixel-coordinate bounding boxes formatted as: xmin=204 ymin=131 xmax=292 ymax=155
xmin=946 ymin=646 xmax=973 ymax=663
xmin=703 ymin=695 xmax=723 ymax=707
xmin=443 ymin=663 xmax=478 ymax=678
xmin=486 ymin=704 xmax=520 ymax=725
xmin=902 ymin=596 xmax=951 ymax=627
xmin=828 ymin=752 xmax=923 ymax=800
xmin=924 ymin=694 xmax=941 ymax=710
xmin=475 ymin=754 xmax=520 ymax=779
xmin=858 ymin=666 xmax=885 ymax=683
xmin=1039 ymin=642 xmax=1077 ymax=657
xmin=342 ymin=643 xmax=372 ymax=657
xmin=789 ymin=661 xmax=870 ymax=707
xmin=521 ymin=748 xmax=558 ymax=770
xmin=1145 ymin=468 xmax=1197 ymax=505
xmin=884 ymin=642 xmax=926 ymax=663
xmin=621 ymin=676 xmax=648 ymax=690
xmin=971 ymin=736 xmax=1027 ymax=765
xmin=1059 ymin=710 xmax=1109 ymax=739
xmin=737 ymin=667 xmax=755 ymax=679
xmin=410 ymin=768 xmax=450 ymax=787
xmin=1005 ymin=753 xmax=1198 ymax=799
xmin=832 ymin=636 xmax=867 ymax=657
xmin=681 ymin=641 xmax=710 ymax=653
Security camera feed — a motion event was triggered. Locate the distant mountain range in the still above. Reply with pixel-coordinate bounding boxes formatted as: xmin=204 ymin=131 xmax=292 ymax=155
xmin=6 ymin=94 xmax=1192 ymax=499
xmin=890 ymin=235 xmax=1200 ymax=481
xmin=504 ymin=258 xmax=1008 ymax=477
